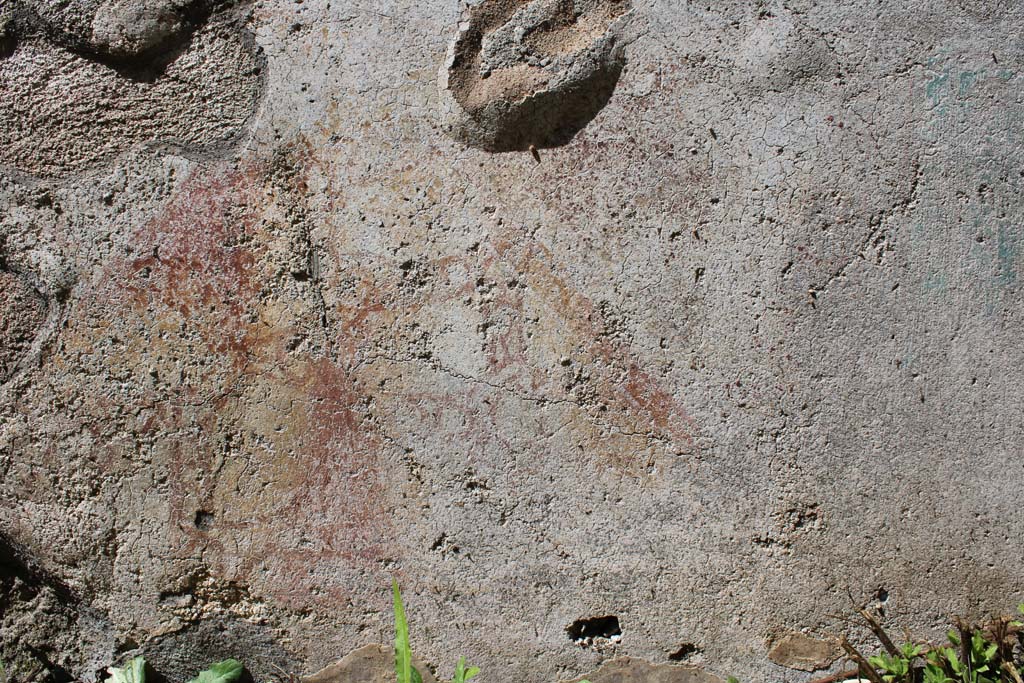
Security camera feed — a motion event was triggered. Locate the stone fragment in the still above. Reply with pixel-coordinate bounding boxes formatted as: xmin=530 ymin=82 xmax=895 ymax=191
xmin=561 ymin=656 xmax=724 ymax=683
xmin=438 ymin=0 xmax=632 ymax=152
xmin=0 ymin=270 xmax=47 ymax=383
xmin=303 ymin=644 xmax=438 ymax=683
xmin=767 ymin=632 xmax=840 ymax=672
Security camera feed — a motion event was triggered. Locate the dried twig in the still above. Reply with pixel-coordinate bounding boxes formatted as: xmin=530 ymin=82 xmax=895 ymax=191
xmin=858 ymin=609 xmax=899 ymax=656
xmin=839 ymin=637 xmax=884 ymax=683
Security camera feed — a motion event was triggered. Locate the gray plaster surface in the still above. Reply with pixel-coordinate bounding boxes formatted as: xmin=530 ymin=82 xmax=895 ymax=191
xmin=1 ymin=0 xmax=1023 ymax=682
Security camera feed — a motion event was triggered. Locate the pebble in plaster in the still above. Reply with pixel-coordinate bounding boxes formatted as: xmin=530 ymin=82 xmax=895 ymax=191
xmin=0 ymin=266 xmax=48 ymax=383
xmin=438 ymin=0 xmax=632 ymax=152
xmin=766 ymin=631 xmax=840 ymax=672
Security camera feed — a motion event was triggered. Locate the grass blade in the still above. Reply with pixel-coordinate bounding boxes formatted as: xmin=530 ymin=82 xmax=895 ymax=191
xmin=393 ymin=579 xmax=414 ymax=683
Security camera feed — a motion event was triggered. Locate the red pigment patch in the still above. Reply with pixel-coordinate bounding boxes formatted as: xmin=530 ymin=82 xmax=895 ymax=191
xmin=92 ymin=159 xmax=393 ymax=608
xmin=492 ymin=238 xmax=696 ymax=449
xmin=166 ymin=357 xmax=391 ymax=608
xmin=121 ymin=164 xmax=264 ymax=370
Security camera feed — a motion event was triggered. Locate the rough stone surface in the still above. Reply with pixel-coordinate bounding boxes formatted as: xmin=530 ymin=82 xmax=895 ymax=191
xmin=2 ymin=0 xmax=1024 ymax=682
xmin=20 ymin=0 xmax=230 ymax=61
xmin=0 ymin=3 xmax=262 ymax=178
xmin=766 ymin=631 xmax=840 ymax=672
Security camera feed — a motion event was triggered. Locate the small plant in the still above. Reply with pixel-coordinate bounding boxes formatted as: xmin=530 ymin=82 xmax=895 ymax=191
xmin=392 ymin=579 xmax=479 ymax=683
xmin=827 ymin=606 xmax=1024 ymax=683
xmin=104 ymin=657 xmax=244 ymax=683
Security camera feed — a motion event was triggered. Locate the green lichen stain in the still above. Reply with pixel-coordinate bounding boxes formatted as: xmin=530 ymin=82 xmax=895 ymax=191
xmin=922 ymin=270 xmax=948 ymax=294
xmin=958 ymin=70 xmax=983 ymax=98
xmin=926 ymin=71 xmax=950 ymax=108
xmin=996 ymin=225 xmax=1018 ymax=288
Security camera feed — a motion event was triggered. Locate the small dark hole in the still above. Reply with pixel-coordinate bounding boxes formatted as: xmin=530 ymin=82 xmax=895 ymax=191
xmin=567 ymin=615 xmax=621 ymax=643
xmin=874 ymin=587 xmax=889 ymax=603
xmin=194 ymin=511 xmax=215 ymax=531
xmin=668 ymin=643 xmax=702 ymax=661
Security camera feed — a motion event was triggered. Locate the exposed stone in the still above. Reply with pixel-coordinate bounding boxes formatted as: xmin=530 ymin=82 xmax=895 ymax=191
xmin=142 ymin=618 xmax=300 ymax=683
xmin=438 ymin=0 xmax=632 ymax=151
xmin=563 ymin=657 xmax=724 ymax=683
xmin=303 ymin=645 xmax=438 ymax=683
xmin=767 ymin=632 xmax=840 ymax=672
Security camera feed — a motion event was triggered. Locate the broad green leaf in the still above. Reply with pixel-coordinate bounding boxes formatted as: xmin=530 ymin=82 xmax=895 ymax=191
xmin=188 ymin=660 xmax=244 ymax=683
xmin=946 ymin=649 xmax=961 ymax=674
xmin=107 ymin=657 xmax=146 ymax=683
xmin=464 ymin=667 xmax=480 ymax=682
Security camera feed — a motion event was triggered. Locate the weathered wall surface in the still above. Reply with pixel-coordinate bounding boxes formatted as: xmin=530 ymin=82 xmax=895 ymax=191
xmin=2 ymin=0 xmax=1023 ymax=681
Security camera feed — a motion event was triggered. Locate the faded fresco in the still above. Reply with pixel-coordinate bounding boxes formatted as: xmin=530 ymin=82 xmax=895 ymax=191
xmin=1 ymin=0 xmax=1023 ymax=682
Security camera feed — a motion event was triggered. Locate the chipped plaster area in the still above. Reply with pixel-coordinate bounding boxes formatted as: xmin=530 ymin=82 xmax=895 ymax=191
xmin=439 ymin=0 xmax=632 ymax=151
xmin=2 ymin=0 xmax=1024 ymax=682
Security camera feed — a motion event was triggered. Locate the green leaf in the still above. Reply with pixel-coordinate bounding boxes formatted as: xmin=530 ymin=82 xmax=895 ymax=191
xmin=107 ymin=657 xmax=147 ymax=683
xmin=901 ymin=642 xmax=922 ymax=659
xmin=451 ymin=657 xmax=480 ymax=683
xmin=188 ymin=660 xmax=244 ymax=683
xmin=946 ymin=649 xmax=960 ymax=669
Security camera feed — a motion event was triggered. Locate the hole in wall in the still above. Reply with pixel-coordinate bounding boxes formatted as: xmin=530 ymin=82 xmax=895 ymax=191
xmin=567 ymin=615 xmax=621 ymax=646
xmin=193 ymin=511 xmax=215 ymax=531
